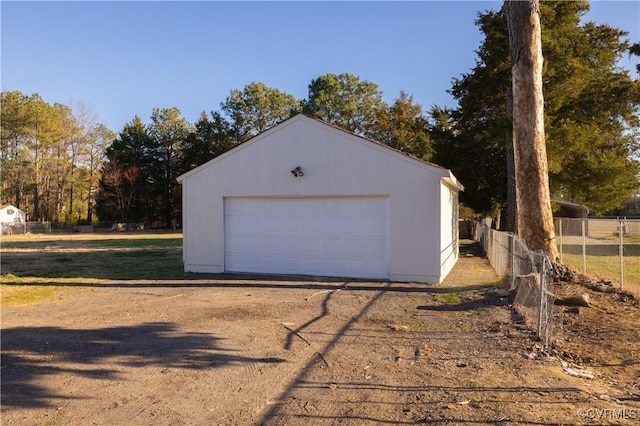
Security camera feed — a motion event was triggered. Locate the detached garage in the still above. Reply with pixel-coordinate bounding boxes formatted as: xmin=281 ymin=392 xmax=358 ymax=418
xmin=177 ymin=114 xmax=463 ymax=283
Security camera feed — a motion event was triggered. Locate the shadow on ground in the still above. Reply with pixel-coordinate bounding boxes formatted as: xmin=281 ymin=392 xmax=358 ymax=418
xmin=1 ymin=323 xmax=284 ymax=409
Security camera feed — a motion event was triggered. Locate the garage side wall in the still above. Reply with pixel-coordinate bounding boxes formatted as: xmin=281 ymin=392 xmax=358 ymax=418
xmin=181 ymin=173 xmax=223 ymax=271
xmin=439 ymin=181 xmax=460 ymax=282
xmin=180 ymin=117 xmax=450 ymax=282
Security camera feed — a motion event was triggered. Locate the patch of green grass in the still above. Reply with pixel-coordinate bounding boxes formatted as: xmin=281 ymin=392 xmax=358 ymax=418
xmin=112 ymin=250 xmax=169 ymax=258
xmin=560 ymin=249 xmax=640 ymax=295
xmin=433 ymin=293 xmax=461 ymax=304
xmin=1 ymin=274 xmax=107 ymax=285
xmin=1 ymin=283 xmax=58 ymax=306
xmin=91 ymin=237 xmax=182 ymax=249
xmin=1 ymin=274 xmax=110 ymax=306
xmin=481 ymin=279 xmax=503 ymax=287
xmin=1 ymin=232 xmax=184 ymax=305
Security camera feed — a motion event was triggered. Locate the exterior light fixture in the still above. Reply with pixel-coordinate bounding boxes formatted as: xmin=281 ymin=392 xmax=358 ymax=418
xmin=291 ymin=167 xmax=304 ymax=177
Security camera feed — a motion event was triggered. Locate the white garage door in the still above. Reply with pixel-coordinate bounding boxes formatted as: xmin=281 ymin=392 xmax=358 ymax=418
xmin=224 ymin=197 xmax=390 ymax=279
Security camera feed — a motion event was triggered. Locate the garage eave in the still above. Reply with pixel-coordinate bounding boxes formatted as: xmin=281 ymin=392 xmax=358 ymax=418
xmin=441 ymin=173 xmax=464 ymax=192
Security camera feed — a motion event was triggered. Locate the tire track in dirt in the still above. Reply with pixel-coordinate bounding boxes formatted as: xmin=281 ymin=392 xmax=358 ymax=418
xmin=99 ymin=366 xmax=177 ymax=425
xmin=255 ymin=289 xmax=355 ymax=424
xmin=259 ymin=283 xmax=394 ymax=425
xmin=290 ymin=290 xmax=371 ymax=423
xmin=228 ymin=335 xmax=273 ymax=417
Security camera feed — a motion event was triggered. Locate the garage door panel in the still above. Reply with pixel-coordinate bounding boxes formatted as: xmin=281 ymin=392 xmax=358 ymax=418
xmin=302 ymin=219 xmax=324 ymax=234
xmin=364 ymin=237 xmax=388 ymax=256
xmin=298 ymin=237 xmax=319 ymax=255
xmin=342 ymin=238 xmax=364 ymax=255
xmin=224 ymin=197 xmax=390 ymax=279
xmin=260 ymin=236 xmax=282 ymax=252
xmin=322 ymin=219 xmax=345 ymax=235
xmin=298 ymin=258 xmax=324 ymax=272
xmin=226 ymin=237 xmax=248 ymax=252
xmin=280 ymin=237 xmax=297 ymax=253
xmin=321 ymin=237 xmax=342 ymax=253
xmin=344 ymin=259 xmax=366 ymax=273
xmin=226 ymin=218 xmax=254 ymax=234
xmin=363 ymin=218 xmax=387 ymax=234
xmin=261 ymin=217 xmax=283 ymax=234
xmin=366 ymin=261 xmax=389 ymax=277
xmin=225 ymin=254 xmax=257 ymax=271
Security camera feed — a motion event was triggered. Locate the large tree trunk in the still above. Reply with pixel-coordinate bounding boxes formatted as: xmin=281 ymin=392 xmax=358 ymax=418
xmin=505 ymin=0 xmax=559 ymax=261
xmin=504 ymin=85 xmax=518 ymax=234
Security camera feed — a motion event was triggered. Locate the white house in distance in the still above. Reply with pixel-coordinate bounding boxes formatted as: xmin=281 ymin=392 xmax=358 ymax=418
xmin=0 ymin=204 xmax=27 ymax=234
xmin=177 ymin=114 xmax=464 ymax=283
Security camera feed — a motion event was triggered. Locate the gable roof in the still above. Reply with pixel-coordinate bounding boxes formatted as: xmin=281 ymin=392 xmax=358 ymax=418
xmin=0 ymin=204 xmax=24 ymax=212
xmin=177 ymin=114 xmax=463 ymax=191
xmin=553 ymin=199 xmax=590 ymax=216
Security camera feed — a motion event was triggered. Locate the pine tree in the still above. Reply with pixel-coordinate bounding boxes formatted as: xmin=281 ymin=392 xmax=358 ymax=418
xmin=431 ymin=1 xmax=640 ymax=217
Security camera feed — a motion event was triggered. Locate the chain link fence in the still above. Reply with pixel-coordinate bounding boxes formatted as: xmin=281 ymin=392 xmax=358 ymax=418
xmin=555 ymin=217 xmax=639 ymax=294
xmin=25 ymin=221 xmax=52 ymax=233
xmin=475 ymin=223 xmax=557 ymax=348
xmin=474 ymin=217 xmax=640 ymax=348
xmin=3 ymin=221 xmax=154 ymax=234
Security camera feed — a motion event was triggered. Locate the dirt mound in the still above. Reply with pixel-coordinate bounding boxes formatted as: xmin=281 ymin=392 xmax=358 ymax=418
xmin=551 ymin=277 xmax=640 ymax=402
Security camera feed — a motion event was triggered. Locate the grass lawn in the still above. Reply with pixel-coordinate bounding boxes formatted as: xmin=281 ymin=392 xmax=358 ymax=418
xmin=1 ymin=231 xmax=183 ymax=305
xmin=559 ymin=236 xmax=640 ymax=295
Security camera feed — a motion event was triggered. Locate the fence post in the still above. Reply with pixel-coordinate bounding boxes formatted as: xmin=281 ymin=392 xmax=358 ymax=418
xmin=558 ymin=218 xmax=563 ymax=263
xmin=619 ymin=217 xmax=624 ymax=291
xmin=581 ymin=219 xmax=587 ymax=275
xmin=510 ymin=234 xmax=516 ymax=289
xmin=489 ymin=228 xmax=499 ymax=273
xmin=537 ymin=254 xmax=547 ymax=341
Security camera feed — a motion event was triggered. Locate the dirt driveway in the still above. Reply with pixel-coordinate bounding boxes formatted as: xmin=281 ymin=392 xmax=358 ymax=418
xmin=2 ymin=241 xmax=639 ymax=425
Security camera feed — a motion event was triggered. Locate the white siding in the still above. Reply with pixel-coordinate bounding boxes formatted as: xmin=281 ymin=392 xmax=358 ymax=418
xmin=439 ymin=181 xmax=459 ymax=282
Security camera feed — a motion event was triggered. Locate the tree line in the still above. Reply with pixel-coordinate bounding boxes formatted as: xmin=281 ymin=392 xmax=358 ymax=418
xmin=1 ymin=1 xmax=638 ymax=228
xmin=1 ymin=91 xmax=114 ymax=224
xmin=95 ymin=75 xmax=432 ymax=228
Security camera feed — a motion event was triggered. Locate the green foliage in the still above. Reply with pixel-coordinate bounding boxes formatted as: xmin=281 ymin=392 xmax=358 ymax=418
xmin=459 ymin=204 xmax=480 ymax=220
xmin=149 ymin=107 xmax=194 ymax=227
xmin=631 ymin=42 xmax=640 ymax=74
xmin=430 ymin=104 xmax=507 ymax=217
xmin=96 ymin=108 xmax=194 ymax=227
xmin=303 ymin=73 xmax=383 ymax=137
xmin=431 ymin=2 xmax=640 ymax=216
xmin=542 ymin=2 xmax=640 ymax=214
xmin=221 ymin=82 xmax=300 ymax=143
xmin=1 ymin=91 xmax=111 ymax=223
xmin=373 ymin=91 xmax=433 ymax=161
xmin=1 ymin=91 xmax=31 ymax=209
xmin=96 ymin=116 xmax=154 ymax=223
xmin=430 ymin=10 xmax=512 ymax=216
xmin=178 ymin=111 xmax=234 ymax=173
xmin=85 ymin=123 xmax=115 ymax=222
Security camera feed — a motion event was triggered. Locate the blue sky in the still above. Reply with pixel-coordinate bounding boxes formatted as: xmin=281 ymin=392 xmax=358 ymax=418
xmin=2 ymin=1 xmax=639 ymax=132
